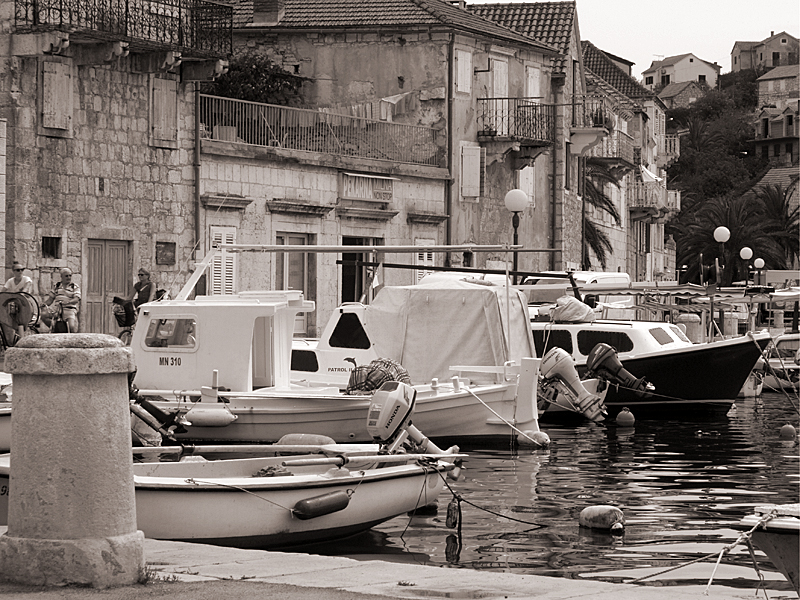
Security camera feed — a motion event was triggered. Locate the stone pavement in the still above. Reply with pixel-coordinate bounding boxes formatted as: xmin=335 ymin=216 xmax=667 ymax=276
xmin=0 ymin=527 xmax=796 ymax=600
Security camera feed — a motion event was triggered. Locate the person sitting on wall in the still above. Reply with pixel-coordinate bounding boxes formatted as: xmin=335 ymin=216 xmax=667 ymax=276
xmin=43 ymin=268 xmax=81 ymax=333
xmin=3 ymin=261 xmax=34 ymax=339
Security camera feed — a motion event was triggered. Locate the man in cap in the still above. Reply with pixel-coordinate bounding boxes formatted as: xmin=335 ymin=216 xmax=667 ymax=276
xmin=44 ymin=268 xmax=81 ymax=332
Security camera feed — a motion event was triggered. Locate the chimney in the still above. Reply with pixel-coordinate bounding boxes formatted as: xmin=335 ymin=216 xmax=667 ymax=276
xmin=448 ymin=0 xmax=467 ymax=9
xmin=253 ymin=0 xmax=284 ymax=25
xmin=771 ymin=31 xmax=774 ymax=36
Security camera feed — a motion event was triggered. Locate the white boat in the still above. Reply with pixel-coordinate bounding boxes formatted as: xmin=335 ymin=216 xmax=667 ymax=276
xmin=0 ymin=373 xmax=11 ymax=452
xmin=762 ymin=331 xmax=799 ymax=392
xmin=130 ymin=245 xmax=562 ymax=444
xmin=736 ymin=504 xmax=800 ymax=594
xmin=0 ymin=382 xmax=464 ymax=548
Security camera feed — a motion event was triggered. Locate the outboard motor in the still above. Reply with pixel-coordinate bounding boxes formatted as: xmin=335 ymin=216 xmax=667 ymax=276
xmin=366 ymin=381 xmax=457 ymax=456
xmin=585 ymin=343 xmax=651 ymax=397
xmin=539 ymin=347 xmax=607 ymax=422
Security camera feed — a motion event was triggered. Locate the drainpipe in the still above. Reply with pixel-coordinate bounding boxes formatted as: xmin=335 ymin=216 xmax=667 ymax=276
xmin=194 ymin=86 xmax=201 ymax=256
xmin=551 ymin=102 xmax=558 ymax=270
xmin=445 ymin=34 xmax=454 ymax=266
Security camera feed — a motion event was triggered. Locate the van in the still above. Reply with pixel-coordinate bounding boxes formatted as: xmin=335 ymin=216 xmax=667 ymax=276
xmin=518 ymin=271 xmax=631 ymax=304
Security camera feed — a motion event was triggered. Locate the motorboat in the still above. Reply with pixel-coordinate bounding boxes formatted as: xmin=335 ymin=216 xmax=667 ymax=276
xmin=128 ymin=245 xmax=569 ymax=444
xmin=762 ymin=331 xmax=799 ymax=392
xmin=1 ymin=380 xmax=464 ymax=548
xmin=528 ymin=296 xmax=771 ymax=416
xmin=0 ymin=373 xmax=11 ymax=453
xmin=735 ymin=504 xmax=799 ymax=594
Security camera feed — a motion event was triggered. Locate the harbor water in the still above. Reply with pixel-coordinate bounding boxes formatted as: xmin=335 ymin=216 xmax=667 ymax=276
xmin=300 ymin=392 xmax=799 ymax=594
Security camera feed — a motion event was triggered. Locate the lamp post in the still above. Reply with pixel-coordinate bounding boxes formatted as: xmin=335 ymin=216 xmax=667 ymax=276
xmin=739 ymin=246 xmax=753 ymax=285
xmin=713 ymin=226 xmax=730 ymax=285
xmin=504 ymin=189 xmax=530 ymax=284
xmin=754 ymin=257 xmax=765 ymax=286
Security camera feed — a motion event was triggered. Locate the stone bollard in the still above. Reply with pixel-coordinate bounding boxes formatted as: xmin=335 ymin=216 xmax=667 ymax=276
xmin=0 ymin=334 xmax=143 ymax=588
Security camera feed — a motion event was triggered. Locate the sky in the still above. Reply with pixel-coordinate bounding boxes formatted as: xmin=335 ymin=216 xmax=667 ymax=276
xmin=469 ymin=0 xmax=800 ymax=80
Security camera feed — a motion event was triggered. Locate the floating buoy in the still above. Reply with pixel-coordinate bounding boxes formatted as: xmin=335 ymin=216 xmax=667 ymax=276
xmin=779 ymin=424 xmax=797 ymax=440
xmin=615 ymin=407 xmax=635 ymax=426
xmin=518 ymin=430 xmax=550 ymax=448
xmin=579 ymin=505 xmax=625 ymax=533
xmin=292 ymin=490 xmax=350 ymax=520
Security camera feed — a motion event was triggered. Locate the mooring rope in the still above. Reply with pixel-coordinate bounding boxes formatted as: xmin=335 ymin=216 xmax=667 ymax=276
xmin=748 ymin=332 xmax=800 ymax=415
xmin=464 ymin=388 xmax=546 ymax=448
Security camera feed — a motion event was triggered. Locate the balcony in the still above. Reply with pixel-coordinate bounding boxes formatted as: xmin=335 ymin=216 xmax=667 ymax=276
xmin=200 ymin=95 xmax=445 ymax=168
xmin=657 ymin=134 xmax=680 ymax=168
xmin=476 ymin=98 xmax=554 ymax=168
xmin=629 ymin=181 xmax=680 ymax=223
xmin=587 ymin=130 xmax=635 ymax=177
xmin=14 ymin=0 xmax=232 ymax=58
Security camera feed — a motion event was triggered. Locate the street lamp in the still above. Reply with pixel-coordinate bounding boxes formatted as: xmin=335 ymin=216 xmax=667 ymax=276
xmin=504 ymin=189 xmax=530 ymax=284
xmin=739 ymin=246 xmax=752 ymax=284
xmin=754 ymin=257 xmax=765 ymax=285
xmin=713 ymin=226 xmax=730 ymax=285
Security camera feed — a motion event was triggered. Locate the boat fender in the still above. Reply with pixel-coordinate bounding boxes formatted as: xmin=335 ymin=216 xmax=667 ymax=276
xmin=518 ymin=430 xmax=551 ymax=449
xmin=184 ymin=406 xmax=238 ymax=427
xmin=779 ymin=423 xmax=796 ymax=440
xmin=292 ymin=490 xmax=351 ymax=520
xmin=276 ymin=433 xmax=337 ymax=446
xmin=615 ymin=407 xmax=635 ymax=426
xmin=446 ymin=496 xmax=461 ymax=529
xmin=579 ymin=505 xmax=625 ymax=533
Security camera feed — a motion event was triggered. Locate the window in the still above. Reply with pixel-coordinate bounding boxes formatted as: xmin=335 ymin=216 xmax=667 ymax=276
xmin=461 ymin=144 xmax=485 ymax=199
xmin=689 ymin=58 xmax=694 ymax=62
xmin=328 ymin=313 xmax=370 ymax=349
xmin=762 ymin=145 xmax=770 ymax=160
xmin=648 ymin=327 xmax=676 ymax=346
xmin=414 ymin=239 xmax=435 ymax=283
xmin=577 ymin=331 xmax=634 ymax=355
xmin=151 ymin=76 xmax=178 ymax=146
xmin=155 ymin=241 xmax=176 ymax=266
xmin=532 ymin=329 xmax=573 ymax=356
xmin=774 ymin=143 xmax=781 ymax=157
xmin=455 ymin=50 xmax=472 ymax=94
xmin=144 ymin=318 xmax=197 ymax=349
xmin=42 ymin=236 xmax=61 ymax=259
xmin=526 ymin=66 xmax=541 ymax=98
xmin=276 ymin=233 xmax=313 ymax=336
xmin=208 ymin=225 xmax=236 ymax=295
xmin=42 ymin=60 xmax=73 ymax=131
xmin=564 ymin=142 xmax=572 ymax=190
xmin=645 ymin=76 xmax=653 ymax=85
xmin=291 ymin=349 xmax=319 ymax=373
xmin=698 ymin=75 xmax=706 ymax=83
xmin=661 ymin=74 xmax=670 ymax=85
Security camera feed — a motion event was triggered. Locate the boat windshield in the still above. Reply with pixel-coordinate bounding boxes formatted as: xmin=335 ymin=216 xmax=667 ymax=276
xmin=144 ymin=317 xmax=197 ymax=349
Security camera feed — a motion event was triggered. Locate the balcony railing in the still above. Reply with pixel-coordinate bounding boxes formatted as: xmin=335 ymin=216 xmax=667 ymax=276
xmin=15 ymin=0 xmax=232 ymax=57
xmin=476 ymin=98 xmax=555 ymax=145
xmin=755 ymin=121 xmax=797 ymax=139
xmin=629 ymin=181 xmax=680 ymax=222
xmin=587 ymin=130 xmax=634 ymax=163
xmin=571 ymin=95 xmax=614 ymax=129
xmin=200 ymin=95 xmax=445 ymax=168
xmin=657 ymin=133 xmax=680 ymax=167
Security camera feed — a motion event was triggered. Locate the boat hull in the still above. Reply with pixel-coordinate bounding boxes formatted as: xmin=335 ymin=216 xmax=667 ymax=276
xmin=737 ymin=505 xmax=800 ymax=593
xmin=152 ymin=381 xmax=523 ymax=444
xmin=0 ymin=407 xmax=10 ymax=453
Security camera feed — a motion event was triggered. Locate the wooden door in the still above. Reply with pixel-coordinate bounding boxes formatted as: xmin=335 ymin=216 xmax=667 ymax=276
xmin=86 ymin=239 xmax=130 ymax=334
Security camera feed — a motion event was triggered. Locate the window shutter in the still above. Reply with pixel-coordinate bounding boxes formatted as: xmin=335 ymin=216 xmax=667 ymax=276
xmin=461 ymin=146 xmax=481 ymax=197
xmin=414 ymin=239 xmax=435 ymax=283
xmin=152 ymin=77 xmax=178 ymax=141
xmin=518 ymin=166 xmax=535 ymax=208
xmin=42 ymin=61 xmax=72 ymax=130
xmin=456 ymin=50 xmax=472 ymax=94
xmin=209 ymin=226 xmax=236 ymax=295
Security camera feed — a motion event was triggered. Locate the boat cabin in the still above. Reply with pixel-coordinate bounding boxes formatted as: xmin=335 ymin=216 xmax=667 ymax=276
xmin=131 ymin=291 xmax=314 ymax=393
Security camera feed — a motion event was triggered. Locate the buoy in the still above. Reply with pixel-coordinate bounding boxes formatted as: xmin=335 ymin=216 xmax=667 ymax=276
xmin=183 ymin=406 xmax=238 ymax=427
xmin=292 ymin=490 xmax=350 ymax=520
xmin=615 ymin=407 xmax=635 ymax=426
xmin=779 ymin=424 xmax=797 ymax=440
xmin=518 ymin=430 xmax=550 ymax=448
xmin=579 ymin=505 xmax=625 ymax=533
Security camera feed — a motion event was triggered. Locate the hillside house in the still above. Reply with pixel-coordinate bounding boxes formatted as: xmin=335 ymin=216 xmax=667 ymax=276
xmin=641 ymin=53 xmax=720 ymax=91
xmin=732 ymin=31 xmax=799 ymax=73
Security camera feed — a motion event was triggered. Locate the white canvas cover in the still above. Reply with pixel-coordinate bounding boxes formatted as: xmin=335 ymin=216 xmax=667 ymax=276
xmin=363 ymin=280 xmax=535 ymax=384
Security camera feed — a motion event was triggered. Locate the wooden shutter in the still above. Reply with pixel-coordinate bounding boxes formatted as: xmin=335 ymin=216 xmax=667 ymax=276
xmin=414 ymin=239 xmax=435 ymax=283
xmin=461 ymin=146 xmax=482 ymax=197
xmin=152 ymin=77 xmax=178 ymax=142
xmin=42 ymin=61 xmax=72 ymax=130
xmin=518 ymin=166 xmax=535 ymax=209
xmin=456 ymin=50 xmax=472 ymax=94
xmin=526 ymin=66 xmax=541 ymax=98
xmin=209 ymin=225 xmax=236 ymax=295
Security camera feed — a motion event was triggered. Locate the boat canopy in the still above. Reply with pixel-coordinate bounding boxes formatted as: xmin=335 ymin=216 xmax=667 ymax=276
xmin=362 ymin=280 xmax=535 ymax=383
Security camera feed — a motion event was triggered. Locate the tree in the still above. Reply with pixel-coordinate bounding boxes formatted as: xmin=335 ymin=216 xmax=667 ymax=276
xmin=201 ymin=52 xmax=308 ymax=107
xmin=753 ymin=183 xmax=800 ymax=267
xmin=582 ymin=158 xmax=622 ymax=270
xmin=675 ymin=195 xmax=785 ymax=286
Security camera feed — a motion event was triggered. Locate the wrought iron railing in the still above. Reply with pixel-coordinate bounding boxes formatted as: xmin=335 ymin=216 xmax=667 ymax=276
xmin=200 ymin=95 xmax=445 ymax=168
xmin=657 ymin=133 xmax=680 ymax=167
xmin=570 ymin=95 xmax=614 ymax=129
xmin=476 ymin=98 xmax=555 ymax=144
xmin=14 ymin=0 xmax=232 ymax=56
xmin=588 ymin=130 xmax=634 ymax=162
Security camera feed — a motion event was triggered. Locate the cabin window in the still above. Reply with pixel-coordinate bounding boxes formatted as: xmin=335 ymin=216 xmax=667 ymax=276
xmin=328 ymin=312 xmax=371 ymax=349
xmin=291 ymin=349 xmax=319 ymax=372
xmin=144 ymin=318 xmax=197 ymax=349
xmin=532 ymin=329 xmax=573 ymax=356
xmin=669 ymin=325 xmax=691 ymax=342
xmin=576 ymin=331 xmax=634 ymax=356
xmin=772 ymin=338 xmax=799 ymax=359
xmin=648 ymin=327 xmax=675 ymax=345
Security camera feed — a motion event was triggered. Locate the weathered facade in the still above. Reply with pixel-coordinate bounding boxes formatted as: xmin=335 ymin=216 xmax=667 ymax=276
xmin=732 ymin=31 xmax=799 ymax=73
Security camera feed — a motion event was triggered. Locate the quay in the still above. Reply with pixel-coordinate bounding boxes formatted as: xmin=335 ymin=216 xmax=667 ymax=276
xmin=0 ymin=526 xmax=787 ymax=600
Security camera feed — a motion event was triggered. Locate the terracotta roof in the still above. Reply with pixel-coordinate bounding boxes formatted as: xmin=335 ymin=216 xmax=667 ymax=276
xmin=758 ymin=65 xmax=799 ymax=81
xmin=742 ymin=166 xmax=800 ymax=201
xmin=582 ymin=40 xmax=654 ymax=100
xmin=466 ymin=1 xmax=575 ymax=74
xmin=231 ymin=0 xmax=558 ymax=53
xmin=658 ymin=81 xmax=702 ymax=100
xmin=585 ymin=68 xmax=635 ymax=118
xmin=643 ymin=53 xmax=720 ymax=75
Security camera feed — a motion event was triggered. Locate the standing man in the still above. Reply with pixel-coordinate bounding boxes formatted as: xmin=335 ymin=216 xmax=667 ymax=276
xmin=44 ymin=268 xmax=81 ymax=333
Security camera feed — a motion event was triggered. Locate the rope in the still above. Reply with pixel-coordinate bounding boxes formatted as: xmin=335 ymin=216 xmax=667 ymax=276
xmin=628 ymin=508 xmax=778 ymax=587
xmin=748 ymin=332 xmax=800 ymax=415
xmin=465 ymin=388 xmax=545 ymax=448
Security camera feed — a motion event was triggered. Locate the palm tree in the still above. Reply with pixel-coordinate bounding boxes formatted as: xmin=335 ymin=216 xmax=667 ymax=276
xmin=582 ymin=158 xmax=622 ymax=269
xmin=753 ymin=183 xmax=800 ymax=267
xmin=676 ymin=195 xmax=785 ymax=286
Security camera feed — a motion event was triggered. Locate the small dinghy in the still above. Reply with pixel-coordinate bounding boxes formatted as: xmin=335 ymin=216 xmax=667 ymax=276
xmin=736 ymin=504 xmax=800 ymax=594
xmin=0 ymin=381 xmax=464 ymax=549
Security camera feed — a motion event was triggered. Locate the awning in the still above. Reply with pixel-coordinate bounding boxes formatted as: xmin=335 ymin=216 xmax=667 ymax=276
xmin=640 ymin=165 xmax=663 ymax=183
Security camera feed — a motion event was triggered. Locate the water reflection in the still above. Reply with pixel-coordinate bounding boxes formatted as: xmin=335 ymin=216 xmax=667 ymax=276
xmin=299 ymin=393 xmax=799 ymax=592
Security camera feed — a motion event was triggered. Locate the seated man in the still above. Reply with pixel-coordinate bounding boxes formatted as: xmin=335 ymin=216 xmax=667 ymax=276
xmin=44 ymin=268 xmax=81 ymax=333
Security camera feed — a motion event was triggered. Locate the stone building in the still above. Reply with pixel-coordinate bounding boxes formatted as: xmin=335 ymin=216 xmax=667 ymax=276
xmin=732 ymin=31 xmax=799 ymax=73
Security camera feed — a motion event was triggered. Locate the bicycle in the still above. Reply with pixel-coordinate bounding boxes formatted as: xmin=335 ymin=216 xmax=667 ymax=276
xmin=112 ymin=297 xmax=136 ymax=345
